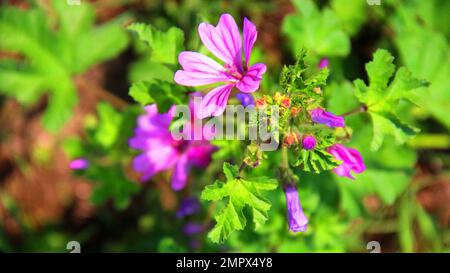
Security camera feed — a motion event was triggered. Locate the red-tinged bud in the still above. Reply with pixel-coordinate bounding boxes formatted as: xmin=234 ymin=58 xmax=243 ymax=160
xmin=313 ymin=87 xmax=322 ymax=94
xmin=290 ymin=107 xmax=302 ymax=116
xmin=281 ymin=97 xmax=291 ymax=108
xmin=283 ymin=132 xmax=299 ymax=146
xmin=255 ymin=97 xmax=268 ymax=108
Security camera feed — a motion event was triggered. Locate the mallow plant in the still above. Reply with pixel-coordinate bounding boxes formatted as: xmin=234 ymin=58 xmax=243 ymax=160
xmin=73 ymin=13 xmax=427 ymax=244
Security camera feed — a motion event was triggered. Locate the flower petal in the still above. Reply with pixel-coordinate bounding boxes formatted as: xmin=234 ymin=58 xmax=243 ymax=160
xmin=243 ymin=17 xmax=257 ymax=67
xmin=174 ymin=51 xmax=231 ymax=86
xmin=235 ymin=63 xmax=266 ymax=93
xmin=198 ymin=14 xmax=242 ymax=70
xmin=186 ymin=142 xmax=216 ymax=167
xmin=198 ymin=84 xmax=234 ymax=118
xmin=284 ymin=184 xmax=308 ymax=232
xmin=132 ymin=146 xmax=178 ymax=182
xmin=171 ymin=154 xmax=190 ymax=191
xmin=310 ymin=108 xmax=345 ymax=128
xmin=327 ymin=144 xmax=365 ymax=180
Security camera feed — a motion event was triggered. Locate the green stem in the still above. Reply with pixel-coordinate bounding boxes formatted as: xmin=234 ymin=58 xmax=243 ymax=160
xmin=341 ymin=104 xmax=368 ymax=117
xmin=281 ymin=146 xmax=289 ymax=169
xmin=409 ymin=134 xmax=450 ymax=149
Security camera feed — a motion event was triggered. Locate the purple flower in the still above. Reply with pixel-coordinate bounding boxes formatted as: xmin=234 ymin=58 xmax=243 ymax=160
xmin=310 ymin=108 xmax=345 ymax=128
xmin=128 ymin=104 xmax=216 ymax=191
xmin=183 ymin=222 xmax=204 ymax=235
xmin=327 ymin=144 xmax=366 ymax=179
xmin=235 ymin=93 xmax=254 ymax=107
xmin=176 ymin=197 xmax=201 ymax=218
xmin=69 ymin=158 xmax=89 ymax=170
xmin=302 ymin=135 xmax=317 ymax=150
xmin=319 ymin=58 xmax=329 ymax=69
xmin=284 ymin=183 xmax=308 ymax=232
xmin=174 ymin=14 xmax=266 ymax=118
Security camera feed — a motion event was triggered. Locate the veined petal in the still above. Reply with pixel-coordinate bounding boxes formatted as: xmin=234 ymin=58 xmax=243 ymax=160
xmin=174 ymin=70 xmax=232 ymax=86
xmin=198 ymin=84 xmax=234 ymax=118
xmin=243 ymin=17 xmax=257 ymax=67
xmin=235 ymin=63 xmax=266 ymax=93
xmin=198 ymin=14 xmax=242 ymax=71
xmin=174 ymin=52 xmax=232 ymax=86
xmin=178 ymin=51 xmax=224 ymax=72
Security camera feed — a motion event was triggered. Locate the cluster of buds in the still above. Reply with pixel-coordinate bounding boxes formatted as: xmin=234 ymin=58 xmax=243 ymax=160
xmin=255 ymin=96 xmax=270 ymax=109
xmin=283 ymin=132 xmax=317 ymax=151
xmin=273 ymin=92 xmax=291 ymax=108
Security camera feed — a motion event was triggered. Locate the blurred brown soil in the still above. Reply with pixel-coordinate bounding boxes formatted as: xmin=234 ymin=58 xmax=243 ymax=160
xmin=0 ymin=2 xmax=134 ymax=240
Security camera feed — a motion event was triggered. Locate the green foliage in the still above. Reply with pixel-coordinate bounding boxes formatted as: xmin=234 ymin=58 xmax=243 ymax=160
xmin=0 ymin=1 xmax=129 ymax=132
xmin=127 ymin=23 xmax=188 ymax=111
xmin=282 ymin=0 xmax=350 ymax=57
xmin=127 ymin=23 xmax=184 ymax=83
xmin=331 ymin=0 xmax=368 ymax=35
xmin=280 ymin=49 xmax=329 ymax=96
xmin=128 ymin=23 xmax=184 ymax=65
xmin=391 ymin=0 xmax=450 ymax=129
xmin=64 ymin=103 xmax=141 ymax=210
xmin=293 ymin=149 xmax=340 ymax=174
xmin=129 ymin=80 xmax=187 ymax=112
xmin=88 ymin=165 xmax=140 ymax=210
xmin=354 ymin=49 xmax=428 ymax=150
xmin=201 ymin=163 xmax=278 ymax=243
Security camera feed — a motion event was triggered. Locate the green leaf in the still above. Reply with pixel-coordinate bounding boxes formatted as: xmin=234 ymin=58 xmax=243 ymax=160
xmin=88 ymin=165 xmax=140 ymax=210
xmin=391 ymin=3 xmax=450 ymax=129
xmin=282 ymin=0 xmax=350 ymax=57
xmin=0 ymin=1 xmax=129 ymax=132
xmin=223 ymin=162 xmax=239 ymax=181
xmin=127 ymin=23 xmax=184 ymax=65
xmin=331 ymin=0 xmax=368 ymax=35
xmin=201 ymin=163 xmax=278 ymax=243
xmin=93 ymin=102 xmax=123 ymax=149
xmin=279 ymin=49 xmax=329 ymax=95
xmin=293 ymin=149 xmax=340 ymax=174
xmin=354 ymin=49 xmax=428 ymax=150
xmin=128 ymin=80 xmax=187 ymax=113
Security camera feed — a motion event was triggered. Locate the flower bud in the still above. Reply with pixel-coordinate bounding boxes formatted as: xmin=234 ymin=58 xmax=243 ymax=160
xmin=327 ymin=144 xmax=365 ymax=179
xmin=302 ymin=135 xmax=317 ymax=150
xmin=284 ymin=183 xmax=308 ymax=232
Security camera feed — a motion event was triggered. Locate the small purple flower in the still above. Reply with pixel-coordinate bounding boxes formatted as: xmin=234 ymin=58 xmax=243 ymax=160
xmin=69 ymin=158 xmax=89 ymax=170
xmin=176 ymin=197 xmax=201 ymax=218
xmin=174 ymin=14 xmax=266 ymax=118
xmin=302 ymin=135 xmax=317 ymax=150
xmin=128 ymin=104 xmax=216 ymax=191
xmin=183 ymin=222 xmax=204 ymax=235
xmin=310 ymin=108 xmax=345 ymax=128
xmin=327 ymin=144 xmax=366 ymax=179
xmin=284 ymin=183 xmax=308 ymax=232
xmin=235 ymin=93 xmax=255 ymax=107
xmin=319 ymin=58 xmax=329 ymax=69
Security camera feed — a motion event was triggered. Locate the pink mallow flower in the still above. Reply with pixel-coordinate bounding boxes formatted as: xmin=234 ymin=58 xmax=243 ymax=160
xmin=128 ymin=104 xmax=216 ymax=191
xmin=327 ymin=144 xmax=365 ymax=179
xmin=174 ymin=14 xmax=266 ymax=118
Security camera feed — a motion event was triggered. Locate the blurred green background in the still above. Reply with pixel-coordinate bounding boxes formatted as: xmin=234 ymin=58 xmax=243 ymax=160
xmin=0 ymin=0 xmax=449 ymax=252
